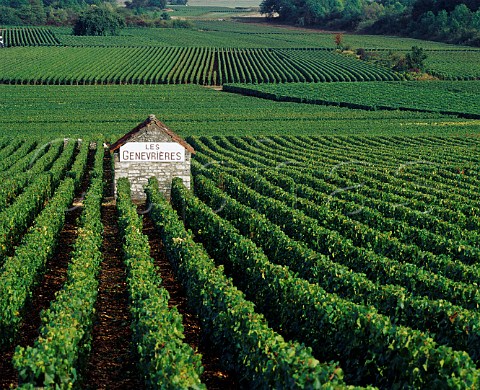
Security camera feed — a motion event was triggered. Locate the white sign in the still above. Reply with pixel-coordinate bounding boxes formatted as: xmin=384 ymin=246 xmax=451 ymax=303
xmin=120 ymin=142 xmax=185 ymax=162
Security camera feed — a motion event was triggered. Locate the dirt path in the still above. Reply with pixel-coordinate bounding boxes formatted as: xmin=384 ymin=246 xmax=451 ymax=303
xmin=0 ymin=146 xmax=95 ymax=390
xmin=140 ymin=206 xmax=238 ymax=389
xmin=84 ymin=153 xmax=143 ymax=389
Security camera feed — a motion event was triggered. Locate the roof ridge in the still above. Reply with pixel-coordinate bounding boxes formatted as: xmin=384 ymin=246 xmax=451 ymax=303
xmin=109 ymin=115 xmax=195 ymax=154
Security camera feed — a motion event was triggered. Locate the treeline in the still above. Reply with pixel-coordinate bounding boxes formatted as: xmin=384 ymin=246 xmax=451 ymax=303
xmin=0 ymin=0 xmax=115 ymax=26
xmin=0 ymin=0 xmax=186 ymax=28
xmin=260 ymin=0 xmax=480 ymax=46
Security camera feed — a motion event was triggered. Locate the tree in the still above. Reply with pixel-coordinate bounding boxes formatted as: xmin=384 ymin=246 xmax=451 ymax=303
xmin=0 ymin=5 xmax=22 ymax=24
xmin=449 ymin=4 xmax=472 ymax=33
xmin=405 ymin=46 xmax=427 ymax=71
xmin=73 ymin=5 xmax=125 ymax=36
xmin=334 ymin=32 xmax=343 ymax=49
xmin=126 ymin=0 xmax=166 ymax=10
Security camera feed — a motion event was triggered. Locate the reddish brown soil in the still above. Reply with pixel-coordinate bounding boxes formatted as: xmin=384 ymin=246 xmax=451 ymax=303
xmin=140 ymin=205 xmax=239 ymax=390
xmin=83 ymin=200 xmax=143 ymax=389
xmin=83 ymin=152 xmax=142 ymax=389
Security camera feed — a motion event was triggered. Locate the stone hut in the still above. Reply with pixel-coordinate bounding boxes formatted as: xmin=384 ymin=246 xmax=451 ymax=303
xmin=109 ymin=114 xmax=194 ymax=200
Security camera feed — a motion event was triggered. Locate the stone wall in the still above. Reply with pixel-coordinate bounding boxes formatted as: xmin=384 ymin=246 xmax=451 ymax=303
xmin=111 ymin=119 xmax=194 ymax=200
xmin=113 ymin=149 xmax=191 ymax=200
xmin=129 ymin=129 xmax=171 ymax=143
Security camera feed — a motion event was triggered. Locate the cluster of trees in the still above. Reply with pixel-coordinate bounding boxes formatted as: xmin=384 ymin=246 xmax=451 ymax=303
xmin=260 ymin=0 xmax=480 ymax=46
xmin=124 ymin=0 xmax=186 ymax=9
xmin=0 ymin=0 xmax=116 ymax=26
xmin=357 ymin=45 xmax=428 ymax=75
xmin=372 ymin=1 xmax=480 ymax=46
xmin=260 ymin=0 xmax=413 ymax=29
xmin=73 ymin=5 xmax=125 ymax=36
xmin=0 ymin=0 xmax=188 ymax=29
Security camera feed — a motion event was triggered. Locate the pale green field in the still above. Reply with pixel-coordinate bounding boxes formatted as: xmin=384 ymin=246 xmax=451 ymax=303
xmin=2 ymin=85 xmax=479 ymax=139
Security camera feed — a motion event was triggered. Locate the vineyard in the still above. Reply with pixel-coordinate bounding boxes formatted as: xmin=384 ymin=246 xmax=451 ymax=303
xmin=224 ymin=80 xmax=480 ymax=117
xmin=0 ymin=46 xmax=400 ymax=86
xmin=0 ymin=135 xmax=479 ymax=389
xmin=2 ymin=25 xmax=480 ymax=84
xmin=2 ymin=84 xmax=478 ymax=138
xmin=1 ymin=6 xmax=480 ymax=389
xmin=0 ymin=27 xmax=59 ymax=47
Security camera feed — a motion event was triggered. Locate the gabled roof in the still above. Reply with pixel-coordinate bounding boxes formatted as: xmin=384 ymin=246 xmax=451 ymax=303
xmin=109 ymin=115 xmax=195 ymax=154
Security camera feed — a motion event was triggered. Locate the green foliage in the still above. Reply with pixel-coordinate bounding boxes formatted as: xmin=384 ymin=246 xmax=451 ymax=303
xmin=404 ymin=46 xmax=428 ymax=71
xmin=13 ymin=143 xmax=103 ymax=389
xmin=73 ymin=5 xmax=126 ymax=36
xmin=0 ymin=27 xmax=59 ymax=47
xmin=191 ymin=171 xmax=480 ymax=365
xmin=223 ymin=81 xmax=480 ymax=117
xmin=0 ymin=141 xmax=71 ymax=265
xmin=258 ymin=0 xmax=480 ymax=46
xmin=371 ymin=1 xmax=480 ymax=46
xmin=116 ymin=177 xmax=205 ymax=389
xmin=0 ymin=140 xmax=88 ymax=347
xmin=0 ymin=46 xmax=400 ymax=85
xmin=0 ymin=84 xmax=478 ymax=138
xmin=146 ymin=177 xmax=348 ymax=389
xmin=171 ymin=174 xmax=480 ymax=388
xmin=126 ymin=0 xmax=166 ymax=11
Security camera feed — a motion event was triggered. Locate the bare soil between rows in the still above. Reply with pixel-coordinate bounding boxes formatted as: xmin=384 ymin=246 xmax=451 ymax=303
xmin=139 ymin=203 xmax=238 ymax=389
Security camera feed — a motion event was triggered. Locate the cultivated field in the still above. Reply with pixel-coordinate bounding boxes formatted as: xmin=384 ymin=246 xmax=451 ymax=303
xmin=0 ymin=8 xmax=479 ymax=390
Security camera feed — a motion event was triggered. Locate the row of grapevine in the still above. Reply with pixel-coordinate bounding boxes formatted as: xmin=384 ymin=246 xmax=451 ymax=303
xmin=270 ymin=136 xmax=479 ymax=245
xmin=145 ymin=177 xmax=348 ymax=389
xmin=223 ymin=81 xmax=480 ymax=118
xmin=218 ymin=135 xmax=480 ymax=256
xmin=191 ymin=135 xmax=479 ymax=253
xmin=0 ymin=139 xmax=28 ymax=168
xmin=191 ymin=173 xmax=480 ymax=365
xmin=1 ymin=46 xmax=401 ymax=85
xmin=0 ymin=141 xmax=89 ymax=347
xmin=1 ymin=28 xmax=59 ymax=47
xmin=190 ymin=157 xmax=479 ymax=311
xmin=14 ymin=143 xmax=103 ymax=388
xmin=241 ymin=134 xmax=479 ymax=213
xmin=0 ymin=141 xmax=74 ymax=263
xmin=277 ymin=50 xmax=400 ymax=82
xmin=188 ymin=136 xmax=479 ymax=298
xmin=117 ymin=178 xmax=205 ymax=389
xmin=170 ymin=177 xmax=479 ymax=388
xmin=0 ymin=140 xmax=66 ymax=212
